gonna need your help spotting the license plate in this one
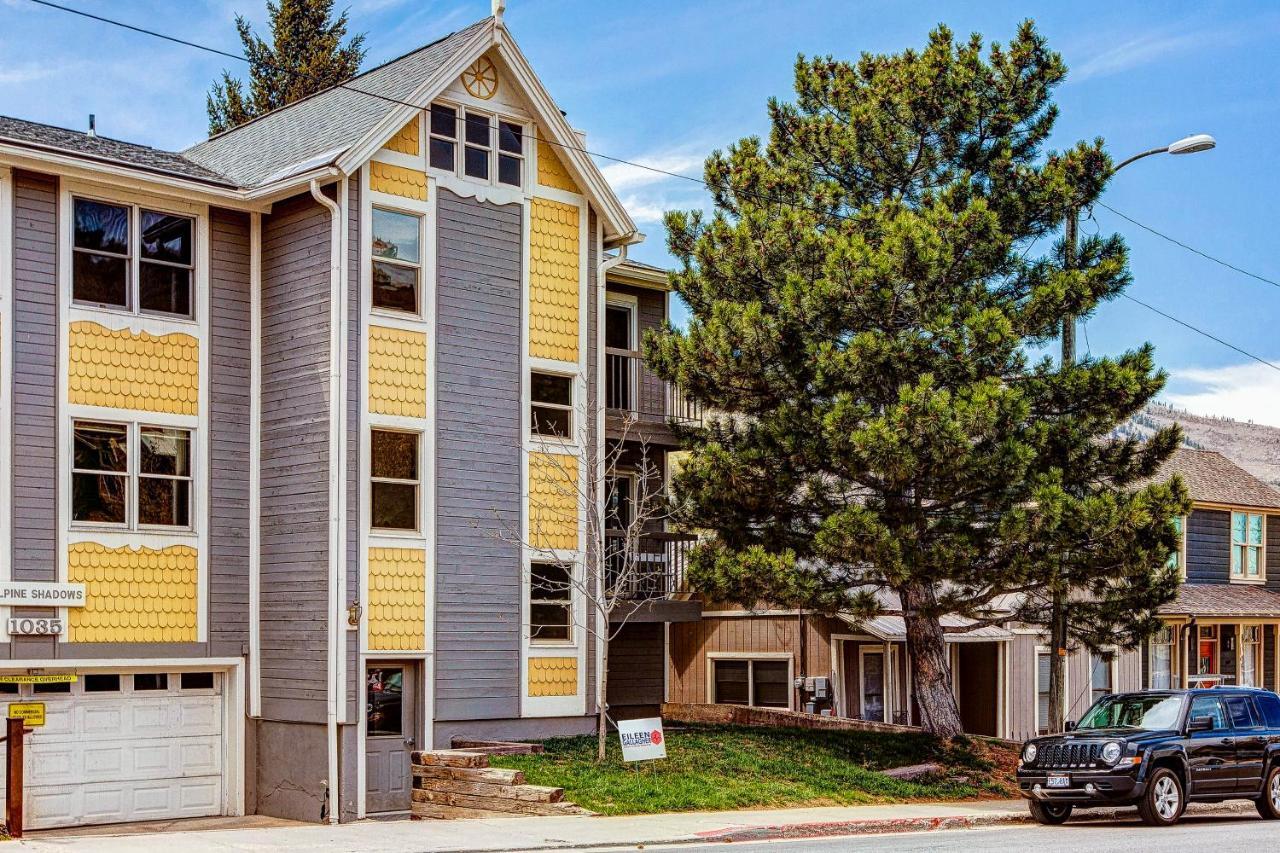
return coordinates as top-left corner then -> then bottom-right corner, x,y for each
1047,774 -> 1070,789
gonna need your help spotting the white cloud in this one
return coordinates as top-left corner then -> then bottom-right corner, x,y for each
0,62 -> 58,85
1164,362 -> 1280,428
598,148 -> 703,194
1071,21 -> 1260,82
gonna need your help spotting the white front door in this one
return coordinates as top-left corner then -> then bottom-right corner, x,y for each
0,670 -> 225,829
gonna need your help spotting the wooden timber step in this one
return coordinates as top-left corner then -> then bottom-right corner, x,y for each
450,737 -> 545,755
408,750 -> 592,821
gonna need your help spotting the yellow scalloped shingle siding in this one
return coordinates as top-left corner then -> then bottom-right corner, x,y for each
383,118 -> 420,155
66,543 -> 198,643
529,452 -> 578,551
368,325 -> 427,418
68,321 -> 198,415
368,548 -> 427,651
537,139 -> 579,194
529,198 -> 580,363
528,657 -> 578,697
370,161 -> 428,201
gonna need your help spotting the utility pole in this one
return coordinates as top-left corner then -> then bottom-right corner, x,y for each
1044,132 -> 1215,732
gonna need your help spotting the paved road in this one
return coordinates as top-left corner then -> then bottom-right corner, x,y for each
554,814 -> 1277,853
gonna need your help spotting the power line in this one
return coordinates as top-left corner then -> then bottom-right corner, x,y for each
1120,293 -> 1280,373
1096,202 -> 1280,291
25,0 -> 1280,371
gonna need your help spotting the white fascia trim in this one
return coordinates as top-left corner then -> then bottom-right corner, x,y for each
336,24 -> 496,176
493,39 -> 636,244
308,178 -> 344,825
0,166 -> 12,633
248,211 -> 262,718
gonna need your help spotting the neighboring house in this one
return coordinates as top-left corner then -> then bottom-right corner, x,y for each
0,6 -> 649,828
668,448 -> 1280,741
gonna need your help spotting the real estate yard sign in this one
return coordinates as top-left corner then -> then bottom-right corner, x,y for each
618,717 -> 666,762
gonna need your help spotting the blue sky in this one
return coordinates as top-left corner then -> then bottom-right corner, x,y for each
3,0 -> 1280,422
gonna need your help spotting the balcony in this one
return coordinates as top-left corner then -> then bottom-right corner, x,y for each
605,530 -> 701,622
605,352 -> 702,435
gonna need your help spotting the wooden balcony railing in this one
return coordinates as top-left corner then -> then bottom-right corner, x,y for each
604,530 -> 698,600
605,352 -> 703,426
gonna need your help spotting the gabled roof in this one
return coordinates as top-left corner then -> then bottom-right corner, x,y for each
0,115 -> 233,186
1158,447 -> 1280,510
184,18 -> 492,189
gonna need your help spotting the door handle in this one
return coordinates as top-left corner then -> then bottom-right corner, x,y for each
1221,738 -> 1233,745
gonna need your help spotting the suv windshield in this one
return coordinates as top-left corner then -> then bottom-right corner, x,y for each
1077,694 -> 1184,730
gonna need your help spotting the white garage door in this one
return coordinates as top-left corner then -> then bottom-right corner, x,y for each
1,671 -> 226,829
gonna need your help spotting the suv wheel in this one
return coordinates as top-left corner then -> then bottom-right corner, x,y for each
1257,765 -> 1280,820
1029,801 -> 1073,825
1138,767 -> 1183,827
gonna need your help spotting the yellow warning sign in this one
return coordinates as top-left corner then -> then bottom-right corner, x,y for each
7,703 -> 45,727
0,673 -> 77,684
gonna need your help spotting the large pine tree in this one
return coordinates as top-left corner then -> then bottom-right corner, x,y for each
647,22 -> 1188,737
207,0 -> 366,134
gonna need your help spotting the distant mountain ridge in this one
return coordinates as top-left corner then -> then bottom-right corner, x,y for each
1117,402 -> 1280,487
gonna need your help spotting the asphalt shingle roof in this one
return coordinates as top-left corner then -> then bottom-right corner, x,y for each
1158,583 -> 1280,617
0,116 -> 233,186
183,18 -> 491,188
1158,447 -> 1280,510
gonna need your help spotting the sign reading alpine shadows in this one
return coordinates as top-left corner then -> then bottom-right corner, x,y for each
617,717 -> 667,762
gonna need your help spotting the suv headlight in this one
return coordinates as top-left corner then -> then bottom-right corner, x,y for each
1022,743 -> 1037,764
1101,742 -> 1122,765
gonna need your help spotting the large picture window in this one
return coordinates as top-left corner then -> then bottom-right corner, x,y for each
370,429 -> 419,531
711,658 -> 790,709
529,561 -> 572,643
1231,511 -> 1264,580
72,198 -> 194,318
72,420 -> 191,529
371,208 -> 421,315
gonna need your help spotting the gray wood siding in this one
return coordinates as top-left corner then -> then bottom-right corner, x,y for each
433,189 -> 522,721
259,190 -> 333,722
1268,513 -> 1280,592
345,178 -> 361,719
10,171 -> 57,583
1185,508 -> 1229,583
208,208 -> 252,654
1267,625 -> 1277,691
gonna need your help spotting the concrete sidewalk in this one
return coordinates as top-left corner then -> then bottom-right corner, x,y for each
15,800 -> 1033,852
14,799 -> 1254,852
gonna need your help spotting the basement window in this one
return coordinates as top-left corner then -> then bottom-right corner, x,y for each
711,658 -> 790,709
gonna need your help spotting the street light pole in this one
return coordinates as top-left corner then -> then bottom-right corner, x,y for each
1048,132 -> 1215,734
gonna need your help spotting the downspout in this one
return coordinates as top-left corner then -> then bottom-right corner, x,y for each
248,212 -> 262,717
310,178 -> 344,824
595,240 -> 628,724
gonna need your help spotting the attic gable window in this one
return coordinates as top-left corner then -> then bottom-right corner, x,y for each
426,101 -> 525,189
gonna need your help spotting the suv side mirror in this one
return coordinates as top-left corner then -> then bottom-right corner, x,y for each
1064,720 -> 1077,732
1188,715 -> 1214,733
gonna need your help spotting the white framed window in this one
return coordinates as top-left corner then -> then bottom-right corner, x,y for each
427,101 -> 526,189
370,428 -> 420,532
1089,651 -> 1115,705
1231,511 -> 1265,581
71,420 -> 193,530
1149,624 -> 1175,689
710,656 -> 791,709
530,371 -> 574,438
71,196 -> 195,319
529,560 -> 573,644
370,207 -> 423,316
604,300 -> 637,411
1241,625 -> 1262,687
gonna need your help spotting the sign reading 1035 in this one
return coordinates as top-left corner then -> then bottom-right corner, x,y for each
6,617 -> 65,636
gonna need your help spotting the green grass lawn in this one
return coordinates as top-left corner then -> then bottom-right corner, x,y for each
489,724 -> 1016,816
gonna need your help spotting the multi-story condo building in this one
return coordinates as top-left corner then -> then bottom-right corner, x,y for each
0,6 -> 695,829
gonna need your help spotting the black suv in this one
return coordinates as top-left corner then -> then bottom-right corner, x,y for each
1017,687 -> 1280,826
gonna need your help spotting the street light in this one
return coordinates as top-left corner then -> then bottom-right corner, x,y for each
1046,131 -> 1214,735
1062,133 -> 1216,363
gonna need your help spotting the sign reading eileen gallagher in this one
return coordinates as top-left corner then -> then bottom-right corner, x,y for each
617,717 -> 667,762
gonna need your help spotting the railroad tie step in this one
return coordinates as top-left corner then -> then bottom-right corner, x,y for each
409,750 -> 591,820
